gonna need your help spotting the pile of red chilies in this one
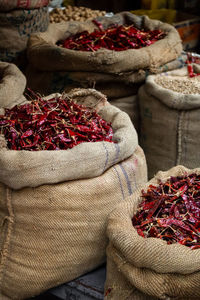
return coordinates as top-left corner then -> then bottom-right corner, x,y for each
60,20 -> 166,52
0,95 -> 113,151
186,52 -> 200,78
132,174 -> 200,250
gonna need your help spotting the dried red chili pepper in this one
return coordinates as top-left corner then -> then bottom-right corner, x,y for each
132,173 -> 200,249
186,52 -> 200,78
59,22 -> 166,52
0,93 -> 114,151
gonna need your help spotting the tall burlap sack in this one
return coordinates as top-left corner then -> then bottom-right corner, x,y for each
0,62 -> 26,108
0,88 -> 147,299
0,146 -> 147,300
0,0 -> 49,11
0,7 -> 49,63
105,165 -> 200,300
139,64 -> 200,180
27,12 -> 182,74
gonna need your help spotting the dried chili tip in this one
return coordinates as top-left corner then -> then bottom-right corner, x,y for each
105,288 -> 112,296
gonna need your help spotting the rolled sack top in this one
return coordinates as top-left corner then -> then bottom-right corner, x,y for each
107,165 -> 200,276
145,64 -> 200,110
0,88 -> 138,189
27,12 -> 182,74
0,62 -> 26,109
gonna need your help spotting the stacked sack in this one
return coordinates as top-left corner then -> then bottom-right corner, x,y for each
105,165 -> 200,300
139,63 -> 200,179
26,11 -> 182,131
0,0 -> 49,65
0,64 -> 147,298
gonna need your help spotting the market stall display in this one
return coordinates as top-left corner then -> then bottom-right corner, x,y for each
0,88 -> 147,299
139,63 -> 200,179
26,11 -> 182,131
105,165 -> 200,299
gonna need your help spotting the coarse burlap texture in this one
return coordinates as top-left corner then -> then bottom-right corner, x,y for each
0,7 -> 49,63
0,0 -> 49,11
105,165 -> 200,300
0,146 -> 147,300
0,87 -> 147,298
0,88 -> 138,189
25,52 -> 187,99
0,62 -> 26,109
139,64 -> 200,180
110,95 -> 139,132
27,12 -> 182,74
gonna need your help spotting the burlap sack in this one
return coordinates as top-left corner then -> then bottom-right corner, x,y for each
25,65 -> 141,98
0,146 -> 147,300
0,0 -> 49,11
27,12 -> 182,74
0,7 -> 49,63
139,64 -> 200,179
0,62 -> 26,109
0,88 -> 138,190
0,88 -> 147,299
110,95 -> 139,132
105,165 -> 200,300
25,51 -> 187,108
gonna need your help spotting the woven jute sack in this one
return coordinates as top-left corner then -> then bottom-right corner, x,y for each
25,65 -> 141,98
27,12 -> 182,74
0,88 -> 147,299
110,95 -> 139,132
139,64 -> 200,180
0,0 -> 49,11
0,88 -> 140,189
25,50 -> 186,100
0,7 -> 49,63
0,62 -> 26,109
105,165 -> 200,300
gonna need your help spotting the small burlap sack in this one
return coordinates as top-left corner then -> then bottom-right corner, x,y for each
105,165 -> 200,300
27,12 -> 182,74
0,62 -> 26,109
0,0 -> 49,11
0,7 -> 49,63
0,88 -> 147,299
139,64 -> 200,179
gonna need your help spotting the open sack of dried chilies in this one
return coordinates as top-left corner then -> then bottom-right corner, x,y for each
105,165 -> 200,300
139,60 -> 200,179
0,88 -> 147,299
26,11 -> 182,131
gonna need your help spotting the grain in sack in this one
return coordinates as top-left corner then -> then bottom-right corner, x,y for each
0,88 -> 147,299
139,64 -> 200,179
105,165 -> 200,300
